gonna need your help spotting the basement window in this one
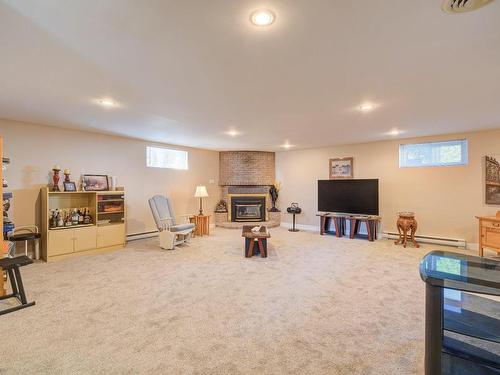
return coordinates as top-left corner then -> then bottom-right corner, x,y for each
399,139 -> 468,168
146,146 -> 188,170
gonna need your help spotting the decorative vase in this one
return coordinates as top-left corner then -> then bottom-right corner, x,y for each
110,176 -> 117,191
52,166 -> 61,192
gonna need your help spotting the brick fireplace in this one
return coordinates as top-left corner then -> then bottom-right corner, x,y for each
215,151 -> 281,228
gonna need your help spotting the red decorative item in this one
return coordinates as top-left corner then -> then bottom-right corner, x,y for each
52,167 -> 61,192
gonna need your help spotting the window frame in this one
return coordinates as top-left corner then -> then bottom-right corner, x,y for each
146,145 -> 189,170
399,139 -> 468,169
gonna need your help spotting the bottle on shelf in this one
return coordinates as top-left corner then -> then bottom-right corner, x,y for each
78,208 -> 84,224
64,211 -> 72,227
84,209 -> 92,225
71,209 -> 79,225
57,210 -> 64,227
50,209 -> 57,228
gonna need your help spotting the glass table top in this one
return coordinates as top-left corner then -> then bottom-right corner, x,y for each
420,251 -> 500,296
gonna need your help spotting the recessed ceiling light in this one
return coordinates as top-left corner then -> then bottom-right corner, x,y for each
359,103 -> 375,112
250,9 -> 276,26
225,129 -> 240,137
281,142 -> 293,149
97,98 -> 116,108
388,129 -> 401,136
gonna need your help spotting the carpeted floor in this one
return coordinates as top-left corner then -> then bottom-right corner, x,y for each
0,228 -> 472,374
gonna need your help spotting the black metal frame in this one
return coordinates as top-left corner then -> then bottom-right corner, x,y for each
0,258 -> 36,316
425,283 -> 443,374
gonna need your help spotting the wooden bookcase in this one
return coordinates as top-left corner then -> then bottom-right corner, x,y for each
40,188 -> 126,261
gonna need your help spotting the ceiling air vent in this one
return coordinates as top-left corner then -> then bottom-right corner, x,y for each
442,0 -> 494,14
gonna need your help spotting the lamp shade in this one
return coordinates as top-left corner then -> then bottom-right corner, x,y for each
194,185 -> 209,198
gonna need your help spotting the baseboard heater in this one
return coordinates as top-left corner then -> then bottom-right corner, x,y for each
382,231 -> 466,248
126,230 -> 159,242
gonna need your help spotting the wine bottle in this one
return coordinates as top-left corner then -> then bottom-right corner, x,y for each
57,210 -> 64,227
72,209 -> 79,225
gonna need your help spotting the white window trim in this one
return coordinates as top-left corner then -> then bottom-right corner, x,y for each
399,139 -> 468,168
146,146 -> 189,170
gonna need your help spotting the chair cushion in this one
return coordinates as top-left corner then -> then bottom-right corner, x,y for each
170,223 -> 195,232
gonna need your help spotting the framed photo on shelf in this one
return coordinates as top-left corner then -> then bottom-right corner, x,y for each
63,181 -> 77,192
82,174 -> 109,191
329,157 -> 353,179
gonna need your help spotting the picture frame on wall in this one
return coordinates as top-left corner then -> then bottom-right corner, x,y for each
329,157 -> 353,179
63,181 -> 77,192
485,156 -> 500,205
82,174 -> 109,191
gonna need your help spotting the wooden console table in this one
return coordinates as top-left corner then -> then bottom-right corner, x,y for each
318,213 -> 380,242
476,211 -> 500,257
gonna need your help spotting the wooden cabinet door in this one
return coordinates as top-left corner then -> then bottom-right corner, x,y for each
74,226 -> 97,252
484,228 -> 500,249
48,229 -> 75,256
97,224 -> 125,248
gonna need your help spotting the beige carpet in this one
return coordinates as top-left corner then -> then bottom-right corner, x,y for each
0,228 -> 471,374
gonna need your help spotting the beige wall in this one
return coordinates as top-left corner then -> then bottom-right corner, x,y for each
0,119 -> 220,236
276,129 -> 500,245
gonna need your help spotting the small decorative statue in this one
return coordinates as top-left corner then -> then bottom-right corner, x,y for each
269,181 -> 281,212
2,157 -> 9,188
63,168 -> 71,183
52,165 -> 61,191
214,199 -> 228,213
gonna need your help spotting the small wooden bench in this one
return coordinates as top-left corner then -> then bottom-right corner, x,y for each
242,225 -> 271,258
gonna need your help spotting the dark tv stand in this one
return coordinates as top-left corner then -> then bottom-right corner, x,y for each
317,212 -> 380,242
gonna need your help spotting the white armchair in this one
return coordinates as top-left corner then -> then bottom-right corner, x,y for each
148,195 -> 195,250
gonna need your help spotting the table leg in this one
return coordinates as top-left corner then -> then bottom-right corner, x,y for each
257,239 -> 267,258
333,218 -> 342,237
366,220 -> 373,242
424,284 -> 442,375
247,239 -> 255,257
349,219 -> 356,239
320,216 -> 326,235
410,225 -> 419,248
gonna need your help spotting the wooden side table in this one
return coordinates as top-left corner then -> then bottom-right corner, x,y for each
190,215 -> 210,236
395,212 -> 419,248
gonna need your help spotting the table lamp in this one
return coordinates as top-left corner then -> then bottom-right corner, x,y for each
194,186 -> 209,215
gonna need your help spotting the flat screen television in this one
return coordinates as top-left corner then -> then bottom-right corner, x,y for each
318,179 -> 379,215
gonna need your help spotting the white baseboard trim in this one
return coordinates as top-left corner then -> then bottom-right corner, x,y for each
467,242 -> 479,251
126,231 -> 159,241
382,231 -> 467,249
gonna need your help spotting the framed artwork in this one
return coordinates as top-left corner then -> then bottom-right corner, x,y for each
329,157 -> 353,179
63,181 -> 77,192
82,174 -> 109,191
485,156 -> 500,205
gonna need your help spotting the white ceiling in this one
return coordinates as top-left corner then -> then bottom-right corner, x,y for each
1,0 -> 500,151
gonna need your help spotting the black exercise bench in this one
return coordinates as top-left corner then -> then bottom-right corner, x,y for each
0,256 -> 36,315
